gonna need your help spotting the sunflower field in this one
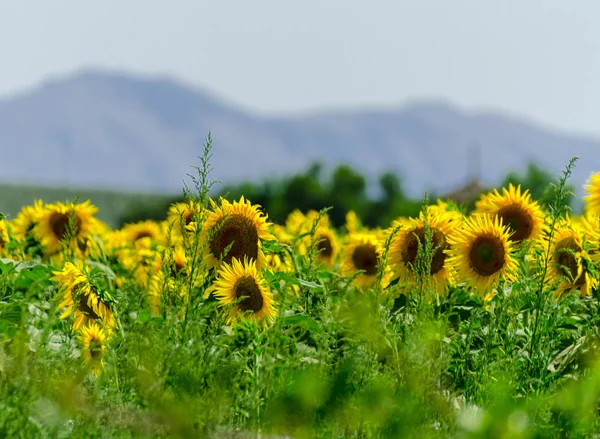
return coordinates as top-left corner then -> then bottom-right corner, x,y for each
3,148 -> 600,438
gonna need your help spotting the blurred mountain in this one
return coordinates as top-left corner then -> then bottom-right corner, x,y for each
0,69 -> 596,197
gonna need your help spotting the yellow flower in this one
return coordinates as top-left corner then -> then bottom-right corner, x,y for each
11,200 -> 44,241
0,219 -> 12,257
475,184 -> 546,244
545,221 -> 598,299
120,220 -> 166,247
52,262 -> 116,331
202,197 -> 274,269
345,211 -> 362,233
340,232 -> 390,289
387,211 -> 456,295
34,201 -> 102,256
166,199 -> 203,239
584,172 -> 600,216
119,247 -> 162,288
208,257 -> 277,327
289,211 -> 339,268
78,322 -> 109,376
447,215 -> 517,297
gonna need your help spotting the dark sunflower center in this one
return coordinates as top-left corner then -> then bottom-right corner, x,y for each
497,204 -> 533,243
75,290 -> 101,320
234,275 -> 264,313
0,235 -> 5,249
89,339 -> 103,360
316,234 -> 333,258
175,258 -> 186,273
50,212 -> 82,241
183,211 -> 195,226
77,238 -> 89,252
469,235 -> 506,276
402,227 -> 448,275
555,237 -> 582,282
210,214 -> 259,265
134,231 -> 154,241
352,244 -> 379,275
169,254 -> 186,276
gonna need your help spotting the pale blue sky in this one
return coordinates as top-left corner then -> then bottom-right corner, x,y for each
1,1 -> 599,135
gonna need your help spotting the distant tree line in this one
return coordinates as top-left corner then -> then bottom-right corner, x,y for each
118,162 -> 574,228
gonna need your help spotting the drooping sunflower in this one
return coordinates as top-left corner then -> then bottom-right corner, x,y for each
584,172 -> 600,216
34,201 -> 102,255
52,262 -> 116,331
447,215 -> 517,296
202,197 -> 274,269
78,322 -> 109,376
475,184 -> 546,244
545,222 -> 598,299
208,257 -> 277,327
387,211 -> 456,295
340,232 -> 389,289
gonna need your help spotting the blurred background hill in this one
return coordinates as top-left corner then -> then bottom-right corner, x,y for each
0,69 -> 591,226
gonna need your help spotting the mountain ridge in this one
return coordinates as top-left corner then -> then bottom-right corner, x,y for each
0,69 -> 595,197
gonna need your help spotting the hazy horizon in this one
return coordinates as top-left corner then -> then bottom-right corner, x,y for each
2,1 -> 600,137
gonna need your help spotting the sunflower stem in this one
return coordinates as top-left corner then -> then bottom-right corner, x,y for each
529,157 -> 578,365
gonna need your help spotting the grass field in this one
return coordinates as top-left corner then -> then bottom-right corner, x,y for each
3,149 -> 600,437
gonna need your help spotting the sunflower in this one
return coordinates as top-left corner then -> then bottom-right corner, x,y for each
119,247 -> 162,288
208,257 -> 277,327
10,200 -> 45,258
11,200 -> 44,240
0,220 -> 12,257
34,201 -> 102,255
584,172 -> 600,216
166,199 -> 203,238
309,226 -> 339,268
202,197 -> 274,269
52,262 -> 116,331
290,211 -> 339,268
78,322 -> 109,376
120,220 -> 165,247
166,244 -> 189,277
387,211 -> 455,295
546,222 -> 598,299
340,232 -> 389,289
447,215 -> 517,296
475,184 -> 545,244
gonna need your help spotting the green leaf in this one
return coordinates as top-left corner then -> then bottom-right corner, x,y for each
138,310 -> 151,323
297,279 -> 322,290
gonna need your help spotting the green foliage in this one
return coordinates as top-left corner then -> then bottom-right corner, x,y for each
221,162 -> 424,229
0,146 -> 594,436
